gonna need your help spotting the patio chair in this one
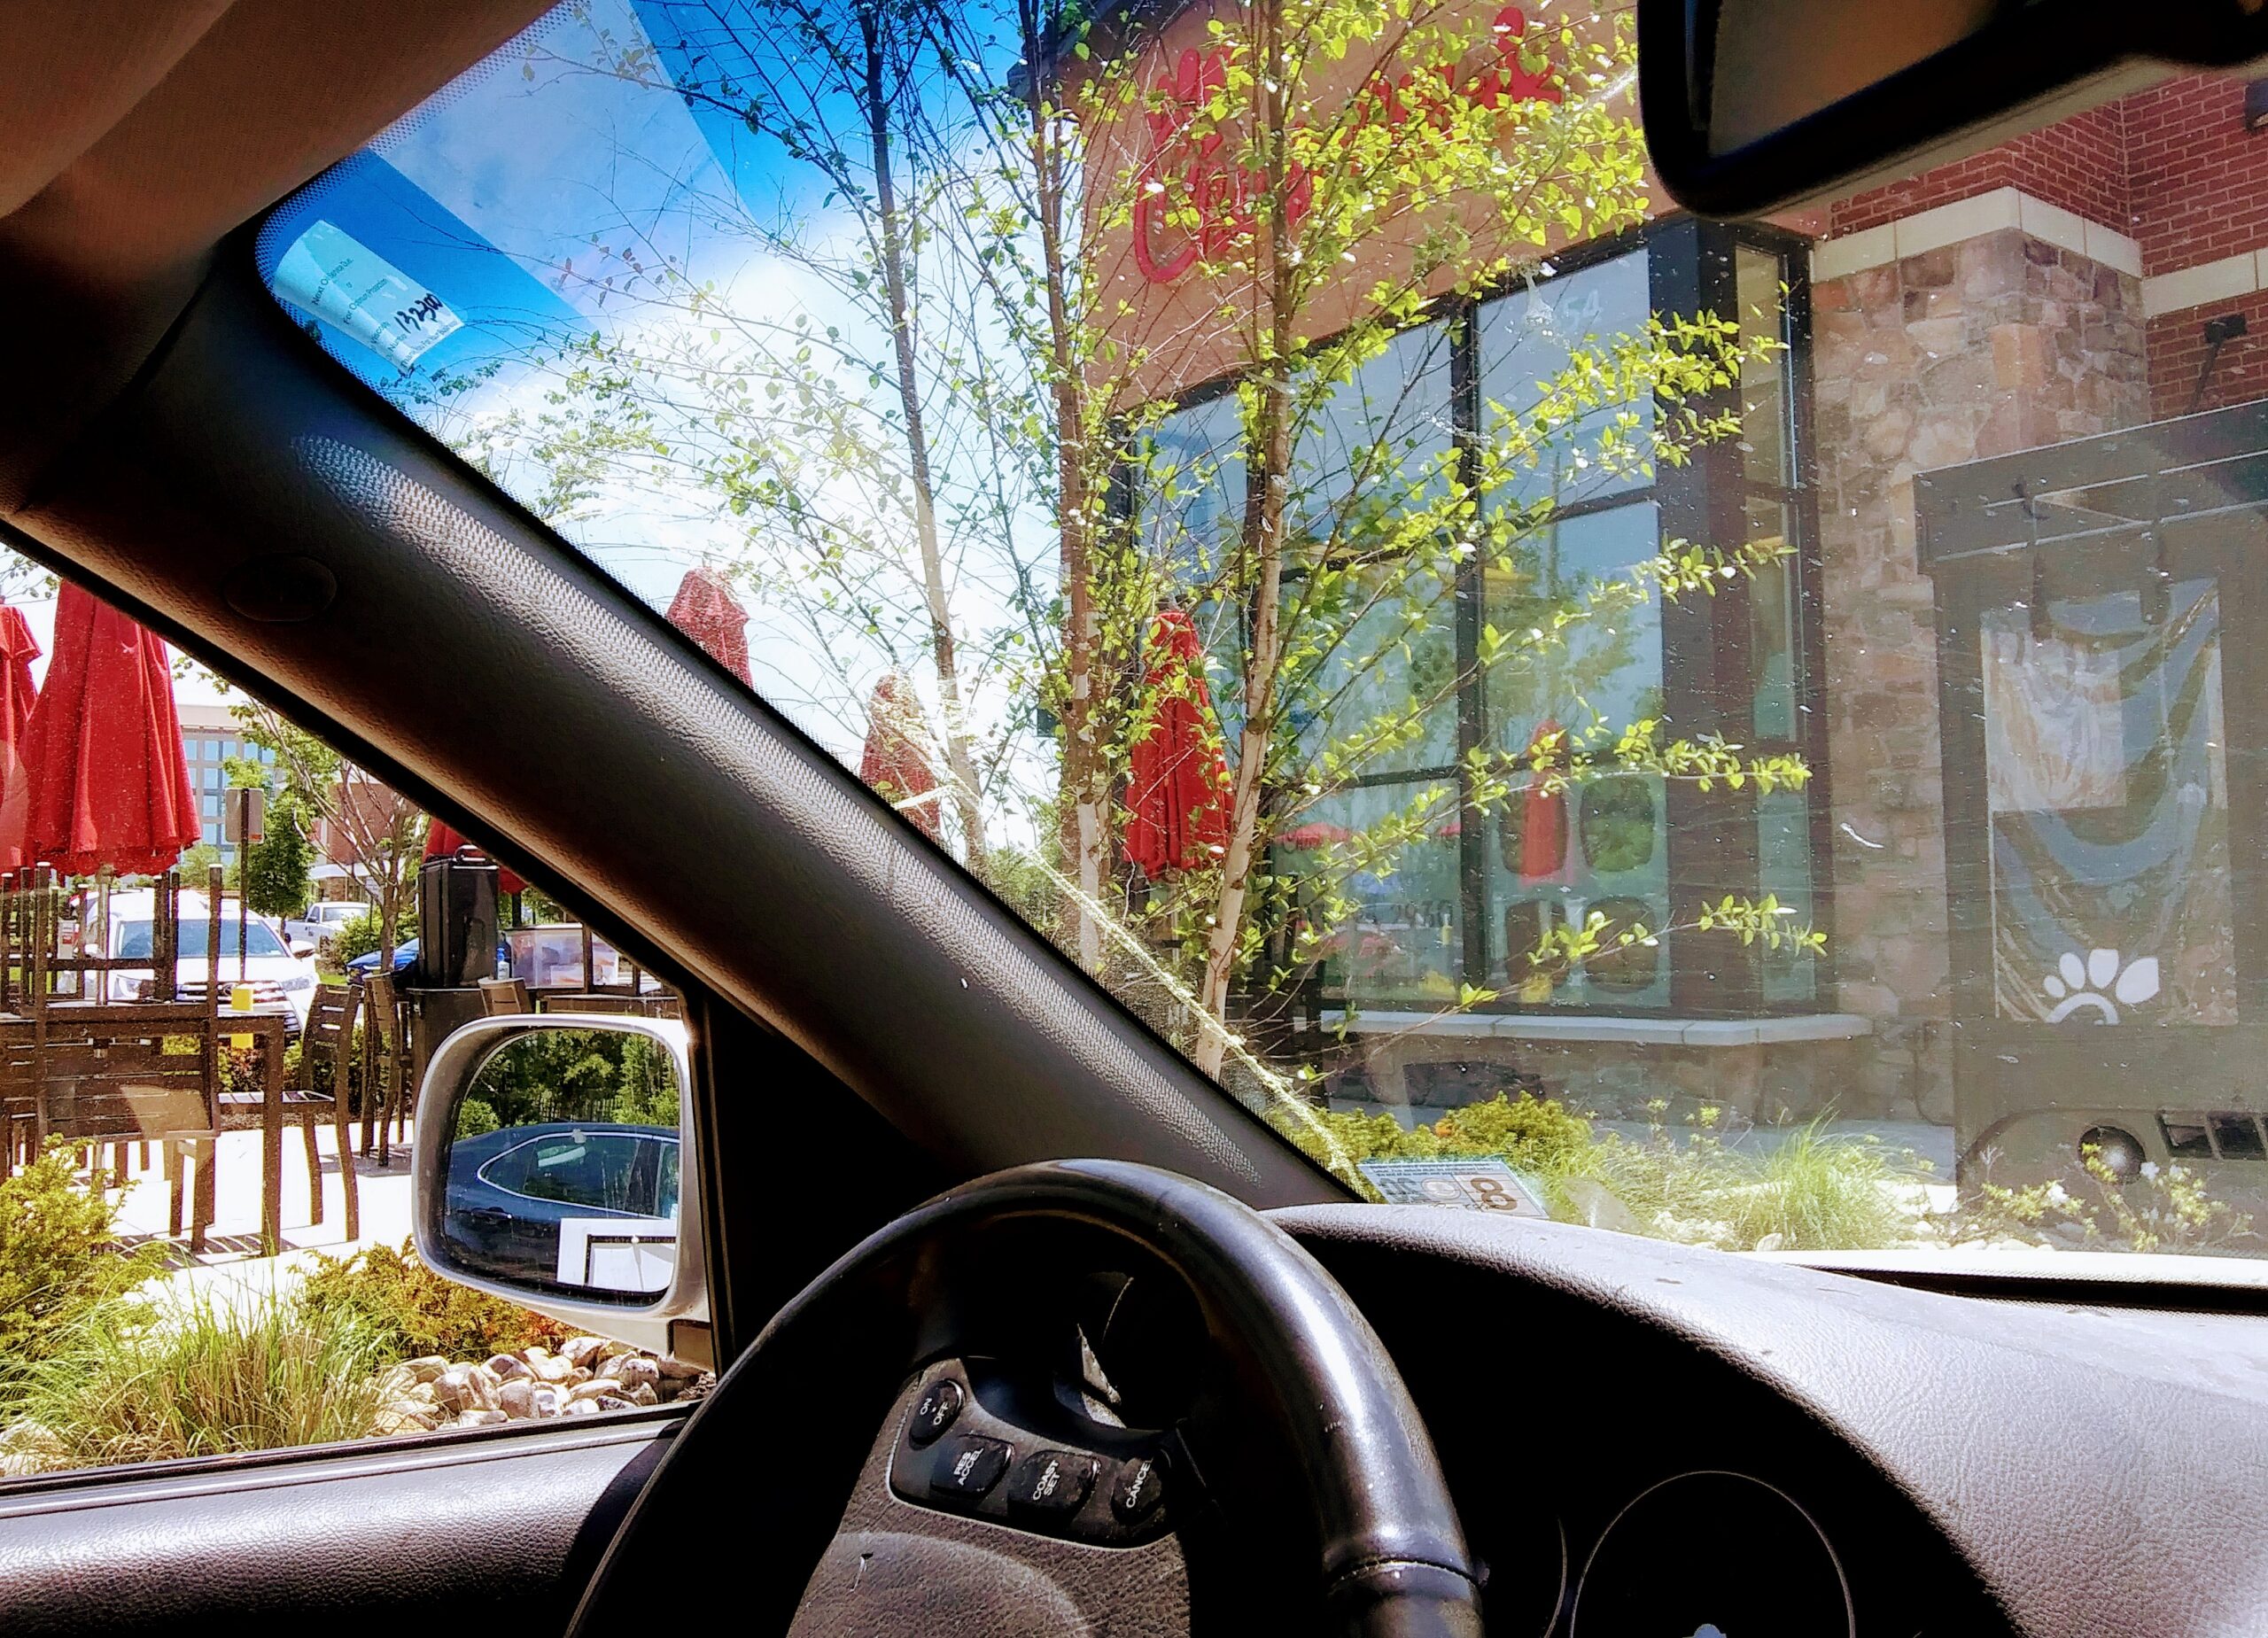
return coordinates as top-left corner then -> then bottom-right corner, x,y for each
215,982 -> 359,1238
358,970 -> 414,1165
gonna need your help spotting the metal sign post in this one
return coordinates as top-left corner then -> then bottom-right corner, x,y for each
222,788 -> 265,983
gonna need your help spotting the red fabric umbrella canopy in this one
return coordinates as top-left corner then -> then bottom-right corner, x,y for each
1518,718 -> 1568,884
666,567 -> 752,685
425,820 -> 527,897
19,584 -> 199,878
1278,819 -> 1353,850
1125,608 -> 1230,875
859,673 -> 940,839
0,606 -> 41,869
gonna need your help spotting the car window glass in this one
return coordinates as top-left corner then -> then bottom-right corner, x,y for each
0,569 -> 703,1482
245,1 -> 2268,1276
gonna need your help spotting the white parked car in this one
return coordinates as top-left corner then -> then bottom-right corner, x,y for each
103,889 -> 321,1033
285,899 -> 368,952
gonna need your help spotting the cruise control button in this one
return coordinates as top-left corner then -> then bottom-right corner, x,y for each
1110,1455 -> 1166,1522
1006,1449 -> 1098,1516
931,1434 -> 1012,1499
909,1378 -> 965,1446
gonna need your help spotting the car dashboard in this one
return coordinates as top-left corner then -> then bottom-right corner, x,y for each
1278,1206 -> 2268,1636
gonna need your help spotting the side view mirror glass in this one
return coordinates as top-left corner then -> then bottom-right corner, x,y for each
1639,0 -> 2268,216
413,1015 -> 705,1352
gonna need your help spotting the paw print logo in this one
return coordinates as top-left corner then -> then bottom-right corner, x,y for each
2042,948 -> 2158,1023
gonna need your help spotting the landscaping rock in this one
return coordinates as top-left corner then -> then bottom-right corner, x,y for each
433,1362 -> 501,1413
620,1383 -> 658,1408
559,1398 -> 602,1417
373,1400 -> 442,1436
404,1356 -> 448,1384
525,1348 -> 577,1385
561,1336 -> 611,1370
568,1378 -> 622,1404
485,1354 -> 531,1382
612,1357 -> 660,1393
655,1355 -> 704,1380
452,1409 -> 508,1429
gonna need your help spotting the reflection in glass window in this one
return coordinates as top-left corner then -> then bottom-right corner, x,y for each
1747,497 -> 1798,741
1288,567 -> 1458,778
1480,250 -> 1653,510
1143,393 -> 1245,581
1736,245 -> 1790,487
1758,788 -> 1816,1004
1289,322 -> 1456,547
1485,502 -> 1666,747
1287,783 -> 1462,1007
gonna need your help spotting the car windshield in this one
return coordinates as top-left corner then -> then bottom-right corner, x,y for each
260,1 -> 2268,1262
116,919 -> 291,960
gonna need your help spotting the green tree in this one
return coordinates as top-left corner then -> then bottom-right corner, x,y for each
231,708 -> 422,973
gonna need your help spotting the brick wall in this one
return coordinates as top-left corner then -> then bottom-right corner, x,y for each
2125,75 -> 2268,276
1829,104 -> 2132,239
2148,289 -> 2268,417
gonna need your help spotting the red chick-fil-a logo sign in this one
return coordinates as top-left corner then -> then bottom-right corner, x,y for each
1131,7 -> 1561,285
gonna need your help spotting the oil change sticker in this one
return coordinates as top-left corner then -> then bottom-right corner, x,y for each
273,220 -> 462,372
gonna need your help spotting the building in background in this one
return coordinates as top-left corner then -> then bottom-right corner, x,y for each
174,702 -> 276,866
1091,4 -> 2268,1177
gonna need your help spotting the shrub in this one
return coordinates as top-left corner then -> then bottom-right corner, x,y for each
1285,1093 -> 1597,1184
5,1289 -> 383,1469
295,1239 -> 568,1362
454,1098 -> 501,1138
0,1143 -> 162,1386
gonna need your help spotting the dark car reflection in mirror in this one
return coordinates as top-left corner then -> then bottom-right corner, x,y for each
437,1029 -> 682,1296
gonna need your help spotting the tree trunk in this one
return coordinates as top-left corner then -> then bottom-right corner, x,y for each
863,5 -> 989,867
1194,0 -> 1292,1078
1020,8 -> 1106,969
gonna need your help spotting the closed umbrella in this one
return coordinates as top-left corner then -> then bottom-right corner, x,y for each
666,566 -> 752,684
859,673 -> 940,839
1516,718 -> 1569,884
0,606 -> 40,868
424,820 -> 526,897
19,584 -> 199,877
1125,608 -> 1230,875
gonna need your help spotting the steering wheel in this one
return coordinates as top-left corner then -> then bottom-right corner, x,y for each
564,1160 -> 1483,1636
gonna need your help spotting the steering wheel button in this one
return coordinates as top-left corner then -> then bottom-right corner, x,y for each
909,1378 -> 965,1446
1110,1456 -> 1165,1522
1006,1450 -> 1097,1516
930,1433 -> 1011,1498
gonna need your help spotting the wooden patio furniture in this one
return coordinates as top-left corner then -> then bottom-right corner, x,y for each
479,976 -> 532,1015
214,981 -> 359,1239
358,970 -> 414,1164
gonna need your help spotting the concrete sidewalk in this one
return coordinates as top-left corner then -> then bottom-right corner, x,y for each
103,1124 -> 416,1272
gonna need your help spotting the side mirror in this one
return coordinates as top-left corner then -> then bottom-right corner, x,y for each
412,1014 -> 706,1357
1639,0 -> 2268,216
289,939 -> 316,960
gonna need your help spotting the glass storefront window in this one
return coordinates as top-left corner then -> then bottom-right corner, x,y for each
1747,497 -> 1799,742
1289,567 -> 1459,778
1291,782 -> 1463,1007
1758,787 -> 1817,1005
1736,245 -> 1791,488
1142,392 -> 1244,579
1484,502 -> 1666,749
1480,249 -> 1654,511
1290,321 -> 1456,549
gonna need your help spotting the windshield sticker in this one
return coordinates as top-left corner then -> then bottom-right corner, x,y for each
273,220 -> 462,372
1357,1158 -> 1549,1216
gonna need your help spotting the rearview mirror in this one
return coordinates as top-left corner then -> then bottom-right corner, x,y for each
1640,0 -> 2268,216
412,1014 -> 706,1357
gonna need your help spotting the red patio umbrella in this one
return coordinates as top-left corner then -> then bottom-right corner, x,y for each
0,606 -> 41,868
1517,718 -> 1568,884
1125,608 -> 1230,875
19,584 -> 199,877
425,819 -> 526,897
859,673 -> 941,839
1278,819 -> 1354,850
666,566 -> 752,685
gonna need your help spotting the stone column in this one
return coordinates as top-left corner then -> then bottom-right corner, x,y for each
1809,225 -> 2145,1122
